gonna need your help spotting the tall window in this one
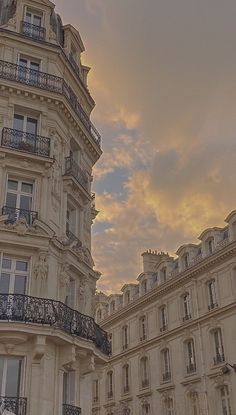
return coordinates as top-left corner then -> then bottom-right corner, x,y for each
93,379 -> 99,403
97,309 -> 102,322
140,357 -> 149,388
164,397 -> 174,415
189,392 -> 199,415
161,267 -> 167,283
220,385 -> 231,415
207,238 -> 214,255
65,279 -> 76,309
0,357 -> 22,398
66,205 -> 77,238
213,328 -> 225,365
18,57 -> 40,83
63,371 -> 76,406
5,179 -> 34,224
14,113 -> 38,135
208,279 -> 218,310
142,280 -> 147,294
0,257 -> 28,295
160,305 -> 168,332
107,371 -> 113,398
25,10 -> 42,27
185,339 -> 196,373
122,325 -> 128,350
125,291 -> 130,305
182,293 -> 191,321
162,349 -> 171,382
183,254 -> 189,269
140,316 -> 147,341
123,364 -> 129,393
110,300 -> 115,313
109,333 -> 113,354
142,402 -> 150,415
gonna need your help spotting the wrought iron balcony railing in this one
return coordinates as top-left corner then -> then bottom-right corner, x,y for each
186,363 -> 196,374
213,353 -> 225,365
2,206 -> 38,225
21,21 -> 46,40
1,127 -> 50,157
162,371 -> 171,382
0,60 -> 101,147
0,293 -> 111,355
64,157 -> 88,191
63,404 -> 81,415
0,396 -> 27,415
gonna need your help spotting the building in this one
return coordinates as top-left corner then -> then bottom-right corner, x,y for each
95,211 -> 236,415
0,1 -> 110,414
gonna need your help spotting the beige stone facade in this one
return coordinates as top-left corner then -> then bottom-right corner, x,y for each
95,212 -> 236,415
0,1 -> 110,414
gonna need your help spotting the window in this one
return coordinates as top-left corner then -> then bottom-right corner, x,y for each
22,8 -> 45,40
5,179 -> 34,224
182,293 -> 191,321
208,280 -> 218,310
183,254 -> 189,269
162,349 -> 171,382
164,397 -> 174,415
93,380 -> 99,403
160,305 -> 168,332
66,204 -> 77,238
65,279 -> 76,309
97,309 -> 102,322
122,325 -> 128,350
142,280 -> 147,294
207,238 -> 214,255
140,316 -> 147,341
140,357 -> 149,388
0,256 -> 28,295
63,371 -> 76,406
107,371 -> 113,398
161,267 -> 167,283
0,357 -> 23,398
185,339 -> 196,373
125,291 -> 130,304
123,364 -> 129,394
142,402 -> 150,415
220,385 -> 231,415
213,328 -> 225,365
18,57 -> 40,84
189,392 -> 199,415
14,113 -> 38,135
110,300 -> 115,313
109,333 -> 112,354
25,10 -> 42,27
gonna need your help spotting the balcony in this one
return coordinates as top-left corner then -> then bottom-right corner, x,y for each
64,157 -> 89,191
213,353 -> 225,365
208,302 -> 218,311
2,206 -> 38,225
1,127 -> 50,157
0,60 -> 101,147
162,372 -> 171,382
0,396 -> 27,415
63,404 -> 81,415
142,379 -> 149,388
0,293 -> 111,355
21,21 -> 46,41
186,363 -> 196,374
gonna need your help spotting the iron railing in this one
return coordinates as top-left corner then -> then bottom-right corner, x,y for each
0,293 -> 111,355
0,396 -> 27,415
2,206 -> 38,225
186,363 -> 196,374
162,371 -> 171,382
1,127 -> 50,157
63,404 -> 81,415
64,157 -> 88,191
21,21 -> 46,40
214,353 -> 225,365
0,60 -> 101,147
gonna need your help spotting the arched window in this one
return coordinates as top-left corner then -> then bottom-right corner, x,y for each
208,279 -> 218,310
182,292 -> 191,321
123,364 -> 130,394
220,385 -> 231,415
140,356 -> 149,388
162,348 -> 171,382
140,315 -> 147,341
212,328 -> 225,365
160,305 -> 168,332
107,370 -> 113,399
122,325 -> 128,350
185,339 -> 196,373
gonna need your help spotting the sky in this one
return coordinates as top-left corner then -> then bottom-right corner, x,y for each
55,0 -> 236,293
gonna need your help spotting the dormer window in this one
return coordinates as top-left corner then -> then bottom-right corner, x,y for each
22,8 -> 45,40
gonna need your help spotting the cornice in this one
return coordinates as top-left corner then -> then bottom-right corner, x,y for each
100,241 -> 236,328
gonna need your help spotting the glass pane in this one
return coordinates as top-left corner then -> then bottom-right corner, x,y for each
26,118 -> 37,135
69,371 -> 76,404
33,15 -> 41,27
13,115 -> 24,132
7,180 -> 18,191
14,275 -> 26,295
20,195 -> 32,211
0,273 -> 10,294
25,12 -> 31,23
19,59 -> 27,68
63,372 -> 68,404
30,62 -> 40,71
6,193 -> 17,208
16,261 -> 28,272
0,358 -> 4,395
21,182 -> 33,194
2,258 -> 12,270
5,358 -> 21,396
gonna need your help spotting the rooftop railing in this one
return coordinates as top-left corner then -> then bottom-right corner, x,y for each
1,127 -> 50,157
0,60 -> 101,147
0,293 -> 111,355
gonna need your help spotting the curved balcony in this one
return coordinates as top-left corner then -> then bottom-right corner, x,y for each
1,127 -> 50,157
0,60 -> 101,148
64,156 -> 89,192
0,396 -> 27,415
63,404 -> 81,415
0,293 -> 111,356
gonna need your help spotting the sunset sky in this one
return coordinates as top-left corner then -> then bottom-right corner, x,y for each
56,0 -> 236,293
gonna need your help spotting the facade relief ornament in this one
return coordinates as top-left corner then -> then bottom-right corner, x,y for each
34,252 -> 49,296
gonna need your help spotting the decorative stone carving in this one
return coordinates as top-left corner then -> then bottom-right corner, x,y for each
34,252 -> 49,295
51,140 -> 61,198
59,262 -> 70,289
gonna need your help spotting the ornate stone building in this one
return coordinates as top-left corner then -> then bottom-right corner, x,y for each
0,1 -> 110,414
95,212 -> 236,415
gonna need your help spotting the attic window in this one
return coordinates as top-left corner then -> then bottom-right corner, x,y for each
22,7 -> 45,40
